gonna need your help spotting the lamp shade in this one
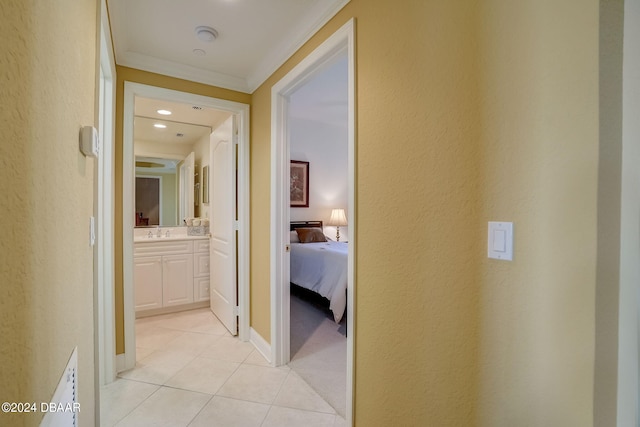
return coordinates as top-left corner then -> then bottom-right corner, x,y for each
327,208 -> 347,226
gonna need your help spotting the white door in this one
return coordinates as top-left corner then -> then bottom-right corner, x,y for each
179,152 -> 195,223
210,116 -> 237,335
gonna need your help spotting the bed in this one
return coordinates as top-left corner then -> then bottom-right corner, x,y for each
290,221 -> 348,323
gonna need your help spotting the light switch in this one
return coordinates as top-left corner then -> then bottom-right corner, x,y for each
493,229 -> 506,252
488,222 -> 513,260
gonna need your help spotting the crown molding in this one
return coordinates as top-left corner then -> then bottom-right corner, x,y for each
118,51 -> 251,93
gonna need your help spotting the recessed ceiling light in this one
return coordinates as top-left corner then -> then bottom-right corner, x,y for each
153,123 -> 167,129
193,49 -> 206,56
157,109 -> 172,115
195,26 -> 218,43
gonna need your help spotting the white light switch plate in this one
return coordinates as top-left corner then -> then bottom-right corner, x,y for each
488,221 -> 513,260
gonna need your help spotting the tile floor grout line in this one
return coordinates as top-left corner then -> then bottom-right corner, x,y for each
111,380 -> 163,427
184,392 -> 215,427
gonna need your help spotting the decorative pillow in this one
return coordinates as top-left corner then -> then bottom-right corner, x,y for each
295,227 -> 327,243
290,230 -> 300,243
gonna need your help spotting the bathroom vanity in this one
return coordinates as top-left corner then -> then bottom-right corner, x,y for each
133,231 -> 210,317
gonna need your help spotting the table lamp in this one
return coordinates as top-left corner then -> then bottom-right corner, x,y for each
327,208 -> 348,241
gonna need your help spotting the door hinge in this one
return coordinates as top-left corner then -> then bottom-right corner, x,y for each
233,220 -> 240,231
233,306 -> 239,316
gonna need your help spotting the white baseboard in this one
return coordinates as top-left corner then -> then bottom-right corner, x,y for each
250,328 -> 272,365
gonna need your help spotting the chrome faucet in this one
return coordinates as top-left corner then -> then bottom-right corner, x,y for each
165,229 -> 170,238
147,230 -> 153,238
156,226 -> 162,238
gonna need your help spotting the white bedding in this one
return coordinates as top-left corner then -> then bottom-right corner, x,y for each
290,241 -> 348,323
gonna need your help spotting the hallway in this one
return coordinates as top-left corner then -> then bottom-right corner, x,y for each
101,309 -> 345,426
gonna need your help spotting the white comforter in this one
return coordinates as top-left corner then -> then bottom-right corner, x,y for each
290,241 -> 348,323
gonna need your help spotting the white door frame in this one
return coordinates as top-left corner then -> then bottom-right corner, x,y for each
120,82 -> 251,371
270,18 -> 356,423
96,0 -> 116,388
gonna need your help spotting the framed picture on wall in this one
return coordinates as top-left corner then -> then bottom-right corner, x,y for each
290,160 -> 309,207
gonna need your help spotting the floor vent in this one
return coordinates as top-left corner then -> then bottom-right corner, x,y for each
40,347 -> 78,427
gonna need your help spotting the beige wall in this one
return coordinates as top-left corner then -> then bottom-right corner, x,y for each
251,0 -> 599,425
0,1 -> 98,426
114,66 -> 250,353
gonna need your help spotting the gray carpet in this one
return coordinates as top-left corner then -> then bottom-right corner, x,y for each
289,293 -> 347,417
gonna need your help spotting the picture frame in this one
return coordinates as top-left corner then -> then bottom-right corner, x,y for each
290,160 -> 309,207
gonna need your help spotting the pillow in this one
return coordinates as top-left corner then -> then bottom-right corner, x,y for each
290,230 -> 300,243
295,227 -> 327,243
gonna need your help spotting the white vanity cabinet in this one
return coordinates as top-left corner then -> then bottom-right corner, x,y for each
133,256 -> 162,311
134,239 -> 207,314
193,240 -> 210,302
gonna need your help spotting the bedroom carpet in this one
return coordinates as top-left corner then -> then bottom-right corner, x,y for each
289,293 -> 347,418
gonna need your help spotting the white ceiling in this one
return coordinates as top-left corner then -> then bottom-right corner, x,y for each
107,0 -> 349,93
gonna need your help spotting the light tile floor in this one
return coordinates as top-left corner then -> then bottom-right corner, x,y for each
101,308 -> 346,427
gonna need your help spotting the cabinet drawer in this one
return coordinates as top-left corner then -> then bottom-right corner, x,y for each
194,253 -> 210,277
194,240 -> 210,253
134,240 -> 194,257
194,277 -> 210,302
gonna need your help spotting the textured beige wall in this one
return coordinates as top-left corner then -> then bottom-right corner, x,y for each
114,66 -> 250,353
0,1 -> 98,426
251,0 -> 599,425
475,1 -> 598,425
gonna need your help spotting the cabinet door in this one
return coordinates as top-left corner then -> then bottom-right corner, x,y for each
162,254 -> 194,307
134,256 -> 162,311
194,277 -> 210,302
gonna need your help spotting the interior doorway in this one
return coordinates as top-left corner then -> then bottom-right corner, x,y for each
270,18 -> 355,424
119,82 -> 250,372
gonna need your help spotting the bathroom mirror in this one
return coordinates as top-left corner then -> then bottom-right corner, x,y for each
134,115 -> 211,227
135,155 -> 183,226
132,97 -> 229,227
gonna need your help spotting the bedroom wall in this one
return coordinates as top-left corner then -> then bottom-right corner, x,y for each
289,117 -> 348,239
114,66 -> 250,354
289,65 -> 349,238
251,0 -> 599,425
0,1 -> 98,425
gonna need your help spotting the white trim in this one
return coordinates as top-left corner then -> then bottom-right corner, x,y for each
97,0 -> 116,389
117,51 -> 249,93
249,328 -> 272,365
121,83 -> 251,372
270,18 -> 355,425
